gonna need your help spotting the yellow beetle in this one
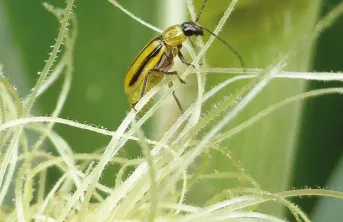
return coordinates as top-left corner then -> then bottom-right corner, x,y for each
124,0 -> 244,113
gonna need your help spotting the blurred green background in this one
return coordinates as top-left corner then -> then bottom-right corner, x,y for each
294,0 -> 343,217
1,0 -> 343,219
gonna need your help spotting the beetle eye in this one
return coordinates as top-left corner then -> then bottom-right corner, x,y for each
184,28 -> 193,36
181,23 -> 195,36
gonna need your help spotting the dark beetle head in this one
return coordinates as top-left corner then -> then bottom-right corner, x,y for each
181,21 -> 204,37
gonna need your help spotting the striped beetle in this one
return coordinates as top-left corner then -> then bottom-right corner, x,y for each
124,0 -> 244,113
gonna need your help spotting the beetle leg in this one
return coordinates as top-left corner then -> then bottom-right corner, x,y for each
172,91 -> 184,114
178,51 -> 195,68
140,69 -> 184,101
164,70 -> 186,84
131,103 -> 138,111
168,82 -> 184,114
138,69 -> 185,114
139,69 -> 164,100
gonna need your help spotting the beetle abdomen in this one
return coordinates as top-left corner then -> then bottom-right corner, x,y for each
124,37 -> 163,93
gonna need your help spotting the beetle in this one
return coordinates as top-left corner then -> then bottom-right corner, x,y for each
124,0 -> 244,113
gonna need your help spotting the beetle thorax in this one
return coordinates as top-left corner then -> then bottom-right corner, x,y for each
162,25 -> 187,47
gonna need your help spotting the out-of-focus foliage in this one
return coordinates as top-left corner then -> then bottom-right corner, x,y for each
293,0 -> 343,216
2,0 -> 159,188
186,0 -> 320,216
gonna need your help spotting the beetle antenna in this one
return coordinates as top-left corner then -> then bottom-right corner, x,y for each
201,26 -> 246,73
195,0 -> 209,23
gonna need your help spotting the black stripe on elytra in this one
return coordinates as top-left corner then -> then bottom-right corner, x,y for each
129,42 -> 163,87
127,36 -> 161,71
